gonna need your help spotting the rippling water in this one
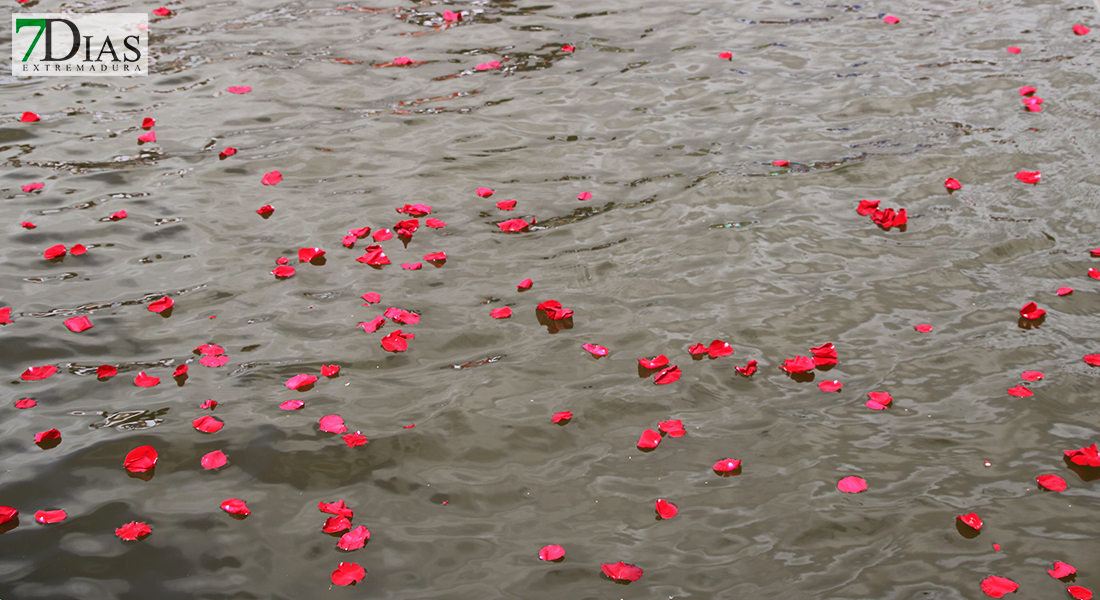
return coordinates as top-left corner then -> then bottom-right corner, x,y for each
3,0 -> 1100,597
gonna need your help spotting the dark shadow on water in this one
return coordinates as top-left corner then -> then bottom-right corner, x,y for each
174,373 -> 187,387
157,307 -> 173,318
955,519 -> 980,539
536,311 -> 572,334
788,371 -> 815,383
427,259 -> 446,268
637,365 -> 660,378
0,517 -> 19,534
35,438 -> 61,450
1063,456 -> 1100,481
309,256 -> 327,266
815,362 -> 836,372
126,468 -> 155,482
1017,315 -> 1045,330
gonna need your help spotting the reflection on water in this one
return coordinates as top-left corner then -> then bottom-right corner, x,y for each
2,0 -> 1100,598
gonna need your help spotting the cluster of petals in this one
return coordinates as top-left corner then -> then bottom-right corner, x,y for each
394,219 -> 418,237
1064,443 -> 1100,467
1022,96 -> 1044,112
659,419 -> 686,438
343,432 -> 368,447
396,203 -> 431,216
356,246 -> 390,266
689,339 -> 733,358
810,343 -> 838,366
857,200 -> 907,229
536,300 -> 572,320
384,307 -> 420,324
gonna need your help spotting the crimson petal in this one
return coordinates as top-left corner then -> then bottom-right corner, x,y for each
319,415 -> 348,434
134,372 -> 160,387
958,512 -> 983,530
124,445 -> 158,472
35,509 -> 67,524
637,429 -> 662,449
21,365 -> 58,381
338,526 -> 371,551
285,374 -> 317,390
1036,474 -> 1067,491
655,499 -> 678,519
538,544 -> 564,561
201,451 -> 227,469
192,415 -> 224,433
980,575 -> 1018,598
654,365 -> 681,385
837,476 -> 867,493
115,521 -> 151,541
601,562 -> 643,582
331,562 -> 366,586
148,296 -> 174,313
220,498 -> 249,515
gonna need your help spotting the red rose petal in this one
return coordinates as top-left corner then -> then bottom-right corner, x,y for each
44,244 -> 67,259
637,428 -> 662,449
381,329 -> 413,352
498,218 -> 530,232
220,498 -> 249,516
0,506 -> 18,525
1072,24 -> 1090,35
811,343 -> 838,366
372,228 -> 393,241
394,219 -> 419,236
338,526 -> 371,551
361,292 -> 381,305
713,458 -> 741,472
772,159 -> 789,166
583,343 -> 608,357
1007,46 -> 1021,54
320,415 -> 348,434
577,191 -> 592,200
152,7 -> 171,16
958,512 -> 983,530
1084,354 -> 1100,366
1036,474 -> 1067,491
331,562 -> 366,586
1006,385 -> 1033,398
476,187 -> 494,197
735,360 -> 758,376
34,429 -> 60,444
1019,301 -> 1045,320
97,365 -> 117,379
857,200 -> 881,216
601,562 -> 643,582
256,204 -> 274,215
285,374 -> 318,390
148,296 -> 174,313
323,515 -> 352,533
63,316 -> 93,332
321,364 -> 340,377
15,398 -> 36,409
837,476 -> 867,493
915,324 -> 933,332
34,509 -> 67,524
654,365 -> 681,385
21,111 -> 40,122
490,307 -> 512,319
69,244 -> 87,256
22,182 -> 44,192
226,86 -> 252,94
551,411 -> 572,423
944,177 -> 962,190
219,147 -> 237,159
201,451 -> 228,469
538,544 -> 565,561
195,344 -> 225,356
21,365 -> 58,381
658,419 -> 686,437
343,432 -> 369,447
358,315 -> 387,333
1090,268 -> 1100,280
319,500 -> 354,518
298,247 -> 325,262
708,340 -> 734,358
0,307 -> 12,324
655,499 -> 678,519
124,445 -> 158,472
496,200 -> 517,210
261,171 -> 282,185
192,415 -> 224,433
718,51 -> 732,60
133,372 -> 160,387
279,399 -> 304,410
137,131 -> 156,143
980,575 -> 1018,598
688,343 -> 707,355
199,399 -> 217,409
115,521 -> 151,541
109,210 -> 128,220
425,218 -> 446,228
1068,586 -> 1093,600
356,247 -> 390,266
396,203 -> 431,216
517,278 -> 533,290
781,355 -> 814,373
1049,561 -> 1077,579
1021,371 -> 1044,381
424,251 -> 447,262
883,14 -> 900,24
1015,170 -> 1041,184
562,44 -> 575,52
638,355 -> 669,369
818,380 -> 842,392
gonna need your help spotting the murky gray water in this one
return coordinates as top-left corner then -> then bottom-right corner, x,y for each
2,0 -> 1100,598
